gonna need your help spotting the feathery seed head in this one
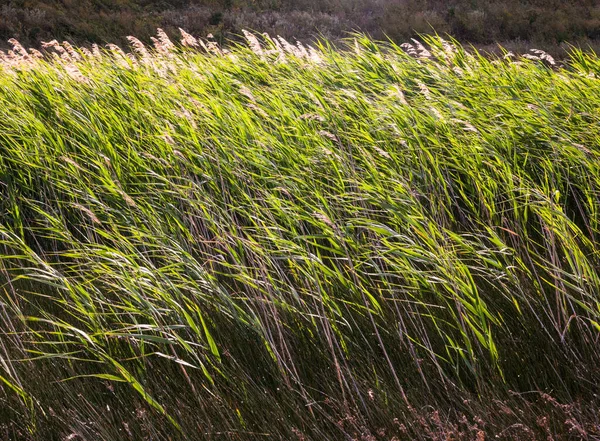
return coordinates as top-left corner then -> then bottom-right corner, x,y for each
179,28 -> 199,48
243,30 -> 264,57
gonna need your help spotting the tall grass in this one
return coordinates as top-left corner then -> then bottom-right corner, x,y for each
1,31 -> 600,440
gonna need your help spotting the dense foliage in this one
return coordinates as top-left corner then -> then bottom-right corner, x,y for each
1,0 -> 600,52
1,32 -> 600,440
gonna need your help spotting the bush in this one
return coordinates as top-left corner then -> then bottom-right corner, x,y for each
1,0 -> 599,51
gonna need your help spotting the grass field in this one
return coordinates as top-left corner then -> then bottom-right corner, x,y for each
2,0 -> 600,54
1,31 -> 600,440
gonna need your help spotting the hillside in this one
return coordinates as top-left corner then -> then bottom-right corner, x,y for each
1,0 -> 600,52
1,33 -> 600,440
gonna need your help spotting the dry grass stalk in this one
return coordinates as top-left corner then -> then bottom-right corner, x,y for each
243,29 -> 264,58
72,203 -> 101,224
42,39 -> 71,61
8,38 -> 30,61
62,41 -> 81,60
91,44 -> 102,58
179,28 -> 199,48
155,28 -> 176,53
127,36 -> 151,61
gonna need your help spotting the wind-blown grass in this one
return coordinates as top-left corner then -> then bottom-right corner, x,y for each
1,32 -> 600,440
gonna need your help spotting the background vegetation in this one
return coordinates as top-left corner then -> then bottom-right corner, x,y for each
1,0 -> 600,53
1,33 -> 600,440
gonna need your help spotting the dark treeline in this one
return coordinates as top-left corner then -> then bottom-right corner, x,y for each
1,0 -> 600,51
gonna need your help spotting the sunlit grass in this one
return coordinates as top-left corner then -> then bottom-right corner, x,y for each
1,31 -> 599,440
